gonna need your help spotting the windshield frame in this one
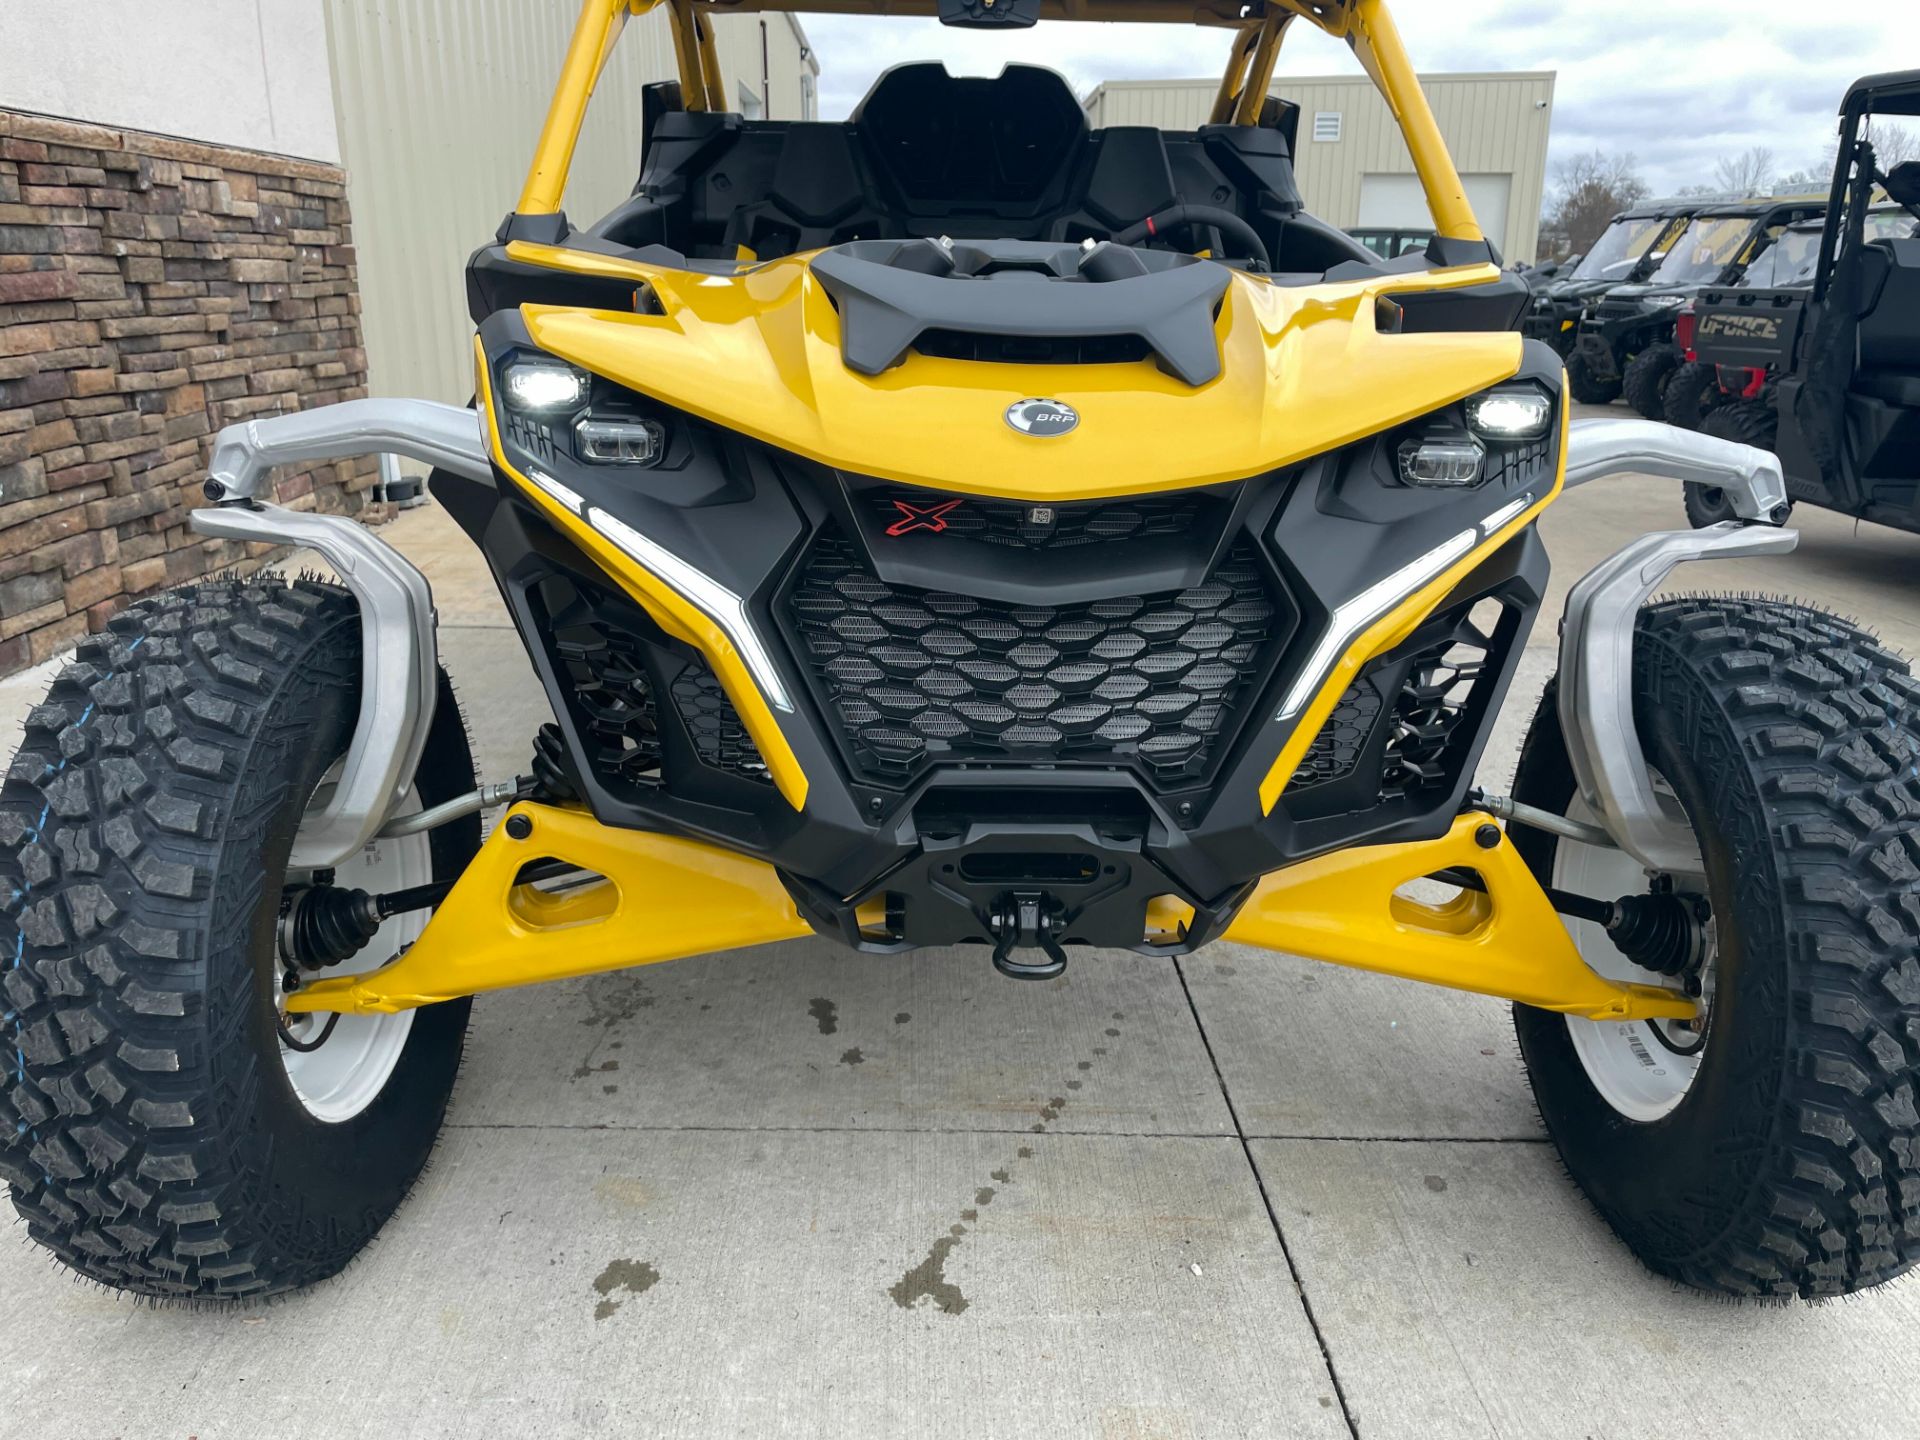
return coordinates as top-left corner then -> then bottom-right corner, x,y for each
1648,213 -> 1756,286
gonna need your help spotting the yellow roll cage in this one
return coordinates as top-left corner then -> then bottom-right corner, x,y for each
516,0 -> 1482,245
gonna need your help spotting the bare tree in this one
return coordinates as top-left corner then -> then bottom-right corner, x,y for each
1544,150 -> 1651,257
1811,121 -> 1920,181
1713,146 -> 1775,197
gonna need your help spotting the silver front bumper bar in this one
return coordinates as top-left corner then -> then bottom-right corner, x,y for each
1557,418 -> 1796,871
189,400 -> 492,868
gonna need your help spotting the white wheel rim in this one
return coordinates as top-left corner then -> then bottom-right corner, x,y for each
1556,781 -> 1715,1123
275,775 -> 430,1123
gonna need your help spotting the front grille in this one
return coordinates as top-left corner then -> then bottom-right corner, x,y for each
784,528 -> 1278,787
543,574 -> 768,792
862,488 -> 1201,552
670,667 -> 770,783
1288,686 -> 1383,788
1286,595 -> 1504,810
1377,622 -> 1490,801
552,604 -> 664,791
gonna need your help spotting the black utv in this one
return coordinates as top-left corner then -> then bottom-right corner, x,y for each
1663,204 -> 1916,434
1521,202 -> 1694,400
1681,73 -> 1920,531
1573,196 -> 1825,418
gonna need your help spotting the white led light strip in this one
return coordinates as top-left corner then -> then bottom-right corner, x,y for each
521,468 -> 795,714
1276,494 -> 1535,722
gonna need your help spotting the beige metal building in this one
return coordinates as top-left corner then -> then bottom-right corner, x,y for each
324,1 -> 818,403
1083,72 -> 1554,265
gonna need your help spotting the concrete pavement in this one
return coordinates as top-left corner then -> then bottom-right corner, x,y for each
5,415 -> 1920,1438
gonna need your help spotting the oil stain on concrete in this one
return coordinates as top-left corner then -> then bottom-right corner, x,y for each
808,997 -> 839,1034
592,1258 -> 661,1320
889,1235 -> 970,1314
887,1012 -> 1125,1316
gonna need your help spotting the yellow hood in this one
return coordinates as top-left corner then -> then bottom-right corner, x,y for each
515,246 -> 1524,503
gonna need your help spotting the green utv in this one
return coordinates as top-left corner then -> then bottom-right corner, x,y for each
1574,196 -> 1825,420
1679,72 -> 1920,531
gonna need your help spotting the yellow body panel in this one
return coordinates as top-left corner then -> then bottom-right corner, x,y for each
516,260 -> 1522,500
1257,395 -> 1570,813
286,803 -> 812,1015
475,340 -> 811,810
1222,814 -> 1695,1022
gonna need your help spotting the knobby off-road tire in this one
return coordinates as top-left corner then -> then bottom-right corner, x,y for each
1512,597 -> 1920,1298
1567,348 -> 1623,405
0,579 -> 479,1300
1622,344 -> 1682,421
1662,359 -> 1724,431
1703,395 -> 1780,452
1681,483 -> 1739,529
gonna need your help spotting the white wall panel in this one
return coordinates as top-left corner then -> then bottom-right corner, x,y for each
0,0 -> 342,162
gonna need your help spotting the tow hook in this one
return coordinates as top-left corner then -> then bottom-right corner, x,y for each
988,891 -> 1070,980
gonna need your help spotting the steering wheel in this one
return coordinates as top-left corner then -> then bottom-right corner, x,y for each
1112,205 -> 1271,271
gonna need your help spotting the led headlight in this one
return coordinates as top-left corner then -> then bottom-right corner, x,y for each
1398,437 -> 1484,487
503,359 -> 589,411
575,417 -> 665,466
1465,389 -> 1553,441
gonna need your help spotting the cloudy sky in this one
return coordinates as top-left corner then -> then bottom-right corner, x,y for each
801,4 -> 1920,198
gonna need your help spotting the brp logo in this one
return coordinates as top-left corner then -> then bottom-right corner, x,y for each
1004,398 -> 1079,437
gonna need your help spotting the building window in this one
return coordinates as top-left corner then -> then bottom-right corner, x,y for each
801,74 -> 816,122
738,82 -> 765,121
1312,111 -> 1342,143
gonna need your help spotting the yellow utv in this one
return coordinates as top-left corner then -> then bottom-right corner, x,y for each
4,0 -> 1917,1303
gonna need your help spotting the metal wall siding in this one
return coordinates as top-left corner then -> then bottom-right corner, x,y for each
324,0 -> 774,403
1084,73 -> 1553,262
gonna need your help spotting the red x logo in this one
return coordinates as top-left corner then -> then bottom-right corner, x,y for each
885,498 -> 963,536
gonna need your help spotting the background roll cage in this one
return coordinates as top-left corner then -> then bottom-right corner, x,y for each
514,0 -> 1484,247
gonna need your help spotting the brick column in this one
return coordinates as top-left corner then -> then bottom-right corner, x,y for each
0,110 -> 388,675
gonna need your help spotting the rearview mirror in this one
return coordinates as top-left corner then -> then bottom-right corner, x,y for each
938,0 -> 1040,26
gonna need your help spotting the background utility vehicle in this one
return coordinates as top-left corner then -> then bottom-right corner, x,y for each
3,0 -> 1917,1307
1521,201 -> 1695,398
1663,203 -> 1916,434
1681,76 -> 1920,532
1575,196 -> 1825,419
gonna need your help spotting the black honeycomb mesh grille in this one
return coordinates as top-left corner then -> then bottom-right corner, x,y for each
1286,597 -> 1502,805
1287,685 -> 1383,789
862,488 -> 1202,552
1377,614 -> 1493,802
552,606 -> 664,791
670,667 -> 771,783
785,527 -> 1278,787
546,577 -> 769,791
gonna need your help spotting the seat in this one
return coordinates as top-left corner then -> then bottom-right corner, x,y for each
1852,367 -> 1920,408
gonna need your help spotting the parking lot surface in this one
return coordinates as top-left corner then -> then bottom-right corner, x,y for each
5,414 -> 1920,1438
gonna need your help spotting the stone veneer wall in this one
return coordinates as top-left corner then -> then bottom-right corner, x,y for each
0,108 -> 388,675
